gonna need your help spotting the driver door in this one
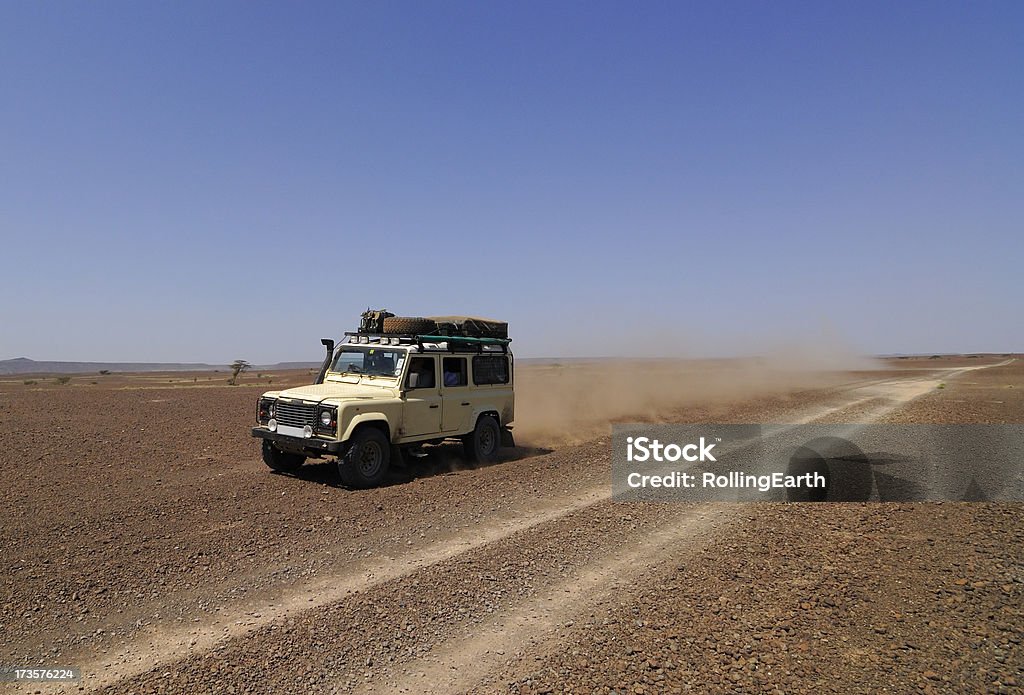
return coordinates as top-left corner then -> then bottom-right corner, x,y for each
402,356 -> 441,439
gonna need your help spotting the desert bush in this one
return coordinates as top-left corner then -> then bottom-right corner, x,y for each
99,369 -> 110,375
23,379 -> 36,385
56,376 -> 71,385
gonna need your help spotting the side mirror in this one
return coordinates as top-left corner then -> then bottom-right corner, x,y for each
408,372 -> 420,389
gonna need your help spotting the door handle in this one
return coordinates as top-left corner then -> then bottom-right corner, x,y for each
461,402 -> 470,406
429,404 -> 439,409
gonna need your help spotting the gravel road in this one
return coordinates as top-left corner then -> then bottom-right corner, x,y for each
0,357 -> 1020,693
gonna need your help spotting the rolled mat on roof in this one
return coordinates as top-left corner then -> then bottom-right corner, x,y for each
427,316 -> 509,339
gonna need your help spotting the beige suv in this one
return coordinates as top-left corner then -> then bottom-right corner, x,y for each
252,333 -> 514,488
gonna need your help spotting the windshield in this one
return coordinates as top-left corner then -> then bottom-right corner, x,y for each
328,346 -> 406,378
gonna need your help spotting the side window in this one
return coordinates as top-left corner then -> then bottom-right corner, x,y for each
406,357 -> 436,389
472,355 -> 509,385
442,357 -> 467,387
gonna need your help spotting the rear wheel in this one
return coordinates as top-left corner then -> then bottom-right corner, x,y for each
463,415 -> 500,464
338,427 -> 391,488
262,440 -> 305,472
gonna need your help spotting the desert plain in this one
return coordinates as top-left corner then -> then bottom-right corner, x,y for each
1,355 -> 1021,693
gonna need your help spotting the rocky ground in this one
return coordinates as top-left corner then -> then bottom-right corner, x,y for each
0,356 -> 1020,693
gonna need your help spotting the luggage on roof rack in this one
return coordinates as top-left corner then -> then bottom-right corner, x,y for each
428,316 -> 508,339
354,311 -> 510,341
359,308 -> 395,333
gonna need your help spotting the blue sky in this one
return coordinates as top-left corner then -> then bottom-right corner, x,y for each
2,1 -> 1021,362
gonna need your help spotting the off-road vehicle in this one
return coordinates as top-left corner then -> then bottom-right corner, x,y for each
252,314 -> 514,488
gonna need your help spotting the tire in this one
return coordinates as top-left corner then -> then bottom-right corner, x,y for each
382,316 -> 436,335
338,427 -> 391,488
262,440 -> 305,473
463,415 -> 501,464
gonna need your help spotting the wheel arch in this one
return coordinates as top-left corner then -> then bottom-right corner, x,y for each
341,414 -> 391,443
473,409 -> 502,428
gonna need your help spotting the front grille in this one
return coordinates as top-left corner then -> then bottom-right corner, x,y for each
274,401 -> 317,428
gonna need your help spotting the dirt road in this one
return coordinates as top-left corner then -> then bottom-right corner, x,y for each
1,357 -> 1021,693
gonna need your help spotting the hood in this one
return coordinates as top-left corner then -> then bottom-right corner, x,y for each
276,382 -> 395,403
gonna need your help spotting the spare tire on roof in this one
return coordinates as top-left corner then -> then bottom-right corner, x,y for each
381,316 -> 437,335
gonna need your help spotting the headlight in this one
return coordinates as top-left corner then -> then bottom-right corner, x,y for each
315,406 -> 337,434
258,397 -> 275,423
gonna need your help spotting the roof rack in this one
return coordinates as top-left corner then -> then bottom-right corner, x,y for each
342,332 -> 511,353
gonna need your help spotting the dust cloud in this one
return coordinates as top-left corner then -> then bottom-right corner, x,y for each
512,354 -> 884,447
510,314 -> 884,446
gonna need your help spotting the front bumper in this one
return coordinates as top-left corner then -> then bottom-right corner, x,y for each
251,427 -> 345,455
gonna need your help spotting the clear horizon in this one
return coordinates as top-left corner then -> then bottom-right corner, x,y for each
3,2 -> 1021,363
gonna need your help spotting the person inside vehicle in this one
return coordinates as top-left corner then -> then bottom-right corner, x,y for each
443,358 -> 465,387
408,357 -> 435,388
444,368 -> 458,386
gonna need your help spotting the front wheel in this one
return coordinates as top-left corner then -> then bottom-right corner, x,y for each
338,427 -> 391,488
262,440 -> 305,472
463,416 -> 500,464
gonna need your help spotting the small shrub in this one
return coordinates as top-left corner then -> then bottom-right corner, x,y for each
937,383 -> 946,389
99,369 -> 110,375
23,379 -> 36,386
56,376 -> 71,385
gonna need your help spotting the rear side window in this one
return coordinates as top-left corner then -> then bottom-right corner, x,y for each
472,355 -> 509,385
442,357 -> 467,387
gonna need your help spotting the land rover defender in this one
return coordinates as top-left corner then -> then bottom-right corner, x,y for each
251,315 -> 514,488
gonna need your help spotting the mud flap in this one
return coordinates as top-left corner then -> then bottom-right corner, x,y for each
390,444 -> 406,468
500,427 -> 515,448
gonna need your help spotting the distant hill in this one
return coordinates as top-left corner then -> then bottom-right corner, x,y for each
0,357 -> 320,376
